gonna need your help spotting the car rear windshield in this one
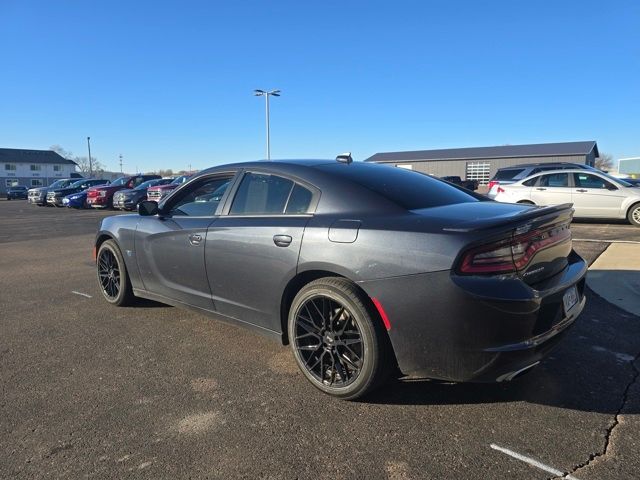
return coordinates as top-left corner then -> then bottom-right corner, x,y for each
317,163 -> 480,210
493,168 -> 525,181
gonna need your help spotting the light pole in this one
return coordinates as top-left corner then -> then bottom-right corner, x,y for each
253,89 -> 281,160
86,136 -> 93,177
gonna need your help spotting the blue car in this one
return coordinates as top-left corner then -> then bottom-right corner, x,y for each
62,190 -> 89,208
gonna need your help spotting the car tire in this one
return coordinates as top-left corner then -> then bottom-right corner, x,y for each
288,277 -> 392,400
628,203 -> 640,227
517,200 -> 535,205
96,239 -> 135,306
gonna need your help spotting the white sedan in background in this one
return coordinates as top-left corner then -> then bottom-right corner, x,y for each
490,169 -> 640,227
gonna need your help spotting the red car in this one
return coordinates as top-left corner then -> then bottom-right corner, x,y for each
87,174 -> 160,209
146,175 -> 190,202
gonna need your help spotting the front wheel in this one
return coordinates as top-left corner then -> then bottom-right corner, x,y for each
288,277 -> 392,400
96,240 -> 135,306
628,203 -> 640,227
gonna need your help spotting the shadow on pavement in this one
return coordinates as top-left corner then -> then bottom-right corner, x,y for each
366,287 -> 640,413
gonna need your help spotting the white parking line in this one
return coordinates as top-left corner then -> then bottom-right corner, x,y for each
71,291 -> 92,298
573,238 -> 640,244
489,444 -> 581,479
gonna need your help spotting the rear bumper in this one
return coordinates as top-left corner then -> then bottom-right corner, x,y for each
359,250 -> 587,382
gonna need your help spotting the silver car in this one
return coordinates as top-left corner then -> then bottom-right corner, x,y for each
491,169 -> 640,226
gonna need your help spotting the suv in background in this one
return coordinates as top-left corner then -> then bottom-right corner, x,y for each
86,174 -> 161,208
6,185 -> 28,200
146,174 -> 191,202
487,162 -> 600,198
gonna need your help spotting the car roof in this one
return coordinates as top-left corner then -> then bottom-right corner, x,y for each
507,162 -> 583,168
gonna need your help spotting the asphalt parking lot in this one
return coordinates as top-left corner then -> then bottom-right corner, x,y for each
1,200 -> 639,479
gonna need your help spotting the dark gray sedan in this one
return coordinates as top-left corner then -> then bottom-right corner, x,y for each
95,159 -> 587,399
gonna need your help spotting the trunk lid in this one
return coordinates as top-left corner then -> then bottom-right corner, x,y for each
416,202 -> 574,284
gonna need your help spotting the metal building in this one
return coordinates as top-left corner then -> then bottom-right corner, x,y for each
365,141 -> 599,185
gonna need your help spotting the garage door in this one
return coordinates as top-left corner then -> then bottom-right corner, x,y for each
466,161 -> 491,185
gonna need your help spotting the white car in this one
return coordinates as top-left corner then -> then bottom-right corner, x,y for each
491,169 -> 640,227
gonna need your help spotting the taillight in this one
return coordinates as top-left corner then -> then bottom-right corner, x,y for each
487,180 -> 499,190
458,223 -> 571,275
497,186 -> 505,194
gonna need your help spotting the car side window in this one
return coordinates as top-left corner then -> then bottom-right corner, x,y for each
574,173 -> 613,189
169,176 -> 233,216
539,173 -> 569,188
522,177 -> 538,187
285,183 -> 314,214
230,173 -> 295,215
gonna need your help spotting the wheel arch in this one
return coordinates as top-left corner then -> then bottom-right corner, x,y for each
279,269 -> 395,355
627,201 -> 640,224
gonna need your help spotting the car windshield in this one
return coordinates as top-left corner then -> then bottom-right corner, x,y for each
172,175 -> 188,185
70,179 -> 89,188
318,163 -> 481,210
49,179 -> 69,189
135,179 -> 161,190
110,177 -> 128,186
604,174 -> 632,187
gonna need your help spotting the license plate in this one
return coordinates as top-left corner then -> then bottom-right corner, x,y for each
563,286 -> 578,314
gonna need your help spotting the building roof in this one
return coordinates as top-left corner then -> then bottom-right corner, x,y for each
0,148 -> 77,165
365,141 -> 599,163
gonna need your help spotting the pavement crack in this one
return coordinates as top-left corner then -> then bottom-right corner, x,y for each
550,351 -> 640,479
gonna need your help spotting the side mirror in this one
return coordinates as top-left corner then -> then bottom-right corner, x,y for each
138,200 -> 159,216
607,184 -> 618,191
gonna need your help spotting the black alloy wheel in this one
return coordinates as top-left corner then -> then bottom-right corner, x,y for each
96,240 -> 134,306
288,277 -> 392,400
294,295 -> 364,388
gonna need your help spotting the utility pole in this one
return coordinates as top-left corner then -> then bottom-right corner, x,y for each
253,89 -> 281,160
119,154 -> 123,173
87,136 -> 93,177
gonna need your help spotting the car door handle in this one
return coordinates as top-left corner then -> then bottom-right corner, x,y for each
188,233 -> 203,245
273,235 -> 292,247
536,187 -> 547,191
576,189 -> 587,193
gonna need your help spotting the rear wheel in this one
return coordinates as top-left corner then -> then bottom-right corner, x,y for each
517,200 -> 535,205
96,240 -> 135,306
628,203 -> 640,227
288,277 -> 392,400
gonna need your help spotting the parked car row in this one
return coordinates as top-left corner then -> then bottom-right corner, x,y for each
20,174 -> 192,210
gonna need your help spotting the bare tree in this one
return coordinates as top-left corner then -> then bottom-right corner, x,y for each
74,156 -> 105,176
595,153 -> 614,171
49,145 -> 74,159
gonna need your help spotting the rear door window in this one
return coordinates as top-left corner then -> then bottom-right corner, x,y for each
229,173 -> 313,215
539,173 -> 569,187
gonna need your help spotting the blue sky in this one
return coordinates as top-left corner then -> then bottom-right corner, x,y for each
1,0 -> 638,172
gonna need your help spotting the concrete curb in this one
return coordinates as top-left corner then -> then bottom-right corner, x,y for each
587,243 -> 640,317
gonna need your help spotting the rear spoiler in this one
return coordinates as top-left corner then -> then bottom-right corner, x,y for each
442,203 -> 574,233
